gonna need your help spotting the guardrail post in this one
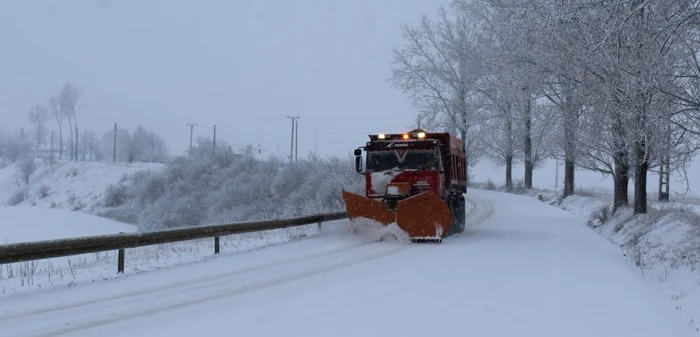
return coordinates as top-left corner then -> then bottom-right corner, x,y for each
318,221 -> 322,233
214,236 -> 220,254
117,249 -> 125,273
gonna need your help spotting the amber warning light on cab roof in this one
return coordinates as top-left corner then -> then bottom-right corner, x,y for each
370,130 -> 428,141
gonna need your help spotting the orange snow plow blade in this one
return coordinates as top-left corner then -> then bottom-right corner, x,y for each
342,191 -> 395,225
396,191 -> 451,241
342,190 -> 451,242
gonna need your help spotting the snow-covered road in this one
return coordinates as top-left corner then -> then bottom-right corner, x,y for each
0,189 -> 693,336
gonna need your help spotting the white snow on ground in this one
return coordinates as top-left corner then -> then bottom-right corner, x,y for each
0,206 -> 137,244
0,189 -> 695,336
0,212 -> 348,298
545,193 -> 700,335
0,159 -> 163,211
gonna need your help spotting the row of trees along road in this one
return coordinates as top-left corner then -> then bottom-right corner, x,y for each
4,82 -> 168,164
391,0 -> 700,214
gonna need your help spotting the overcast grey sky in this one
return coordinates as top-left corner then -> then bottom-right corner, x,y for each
0,0 -> 451,158
3,0 -> 698,194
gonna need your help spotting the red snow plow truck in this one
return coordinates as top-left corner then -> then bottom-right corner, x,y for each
342,129 -> 467,243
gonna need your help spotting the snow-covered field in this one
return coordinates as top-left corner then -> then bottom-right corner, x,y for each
0,189 -> 696,336
0,159 -> 164,211
0,206 -> 137,244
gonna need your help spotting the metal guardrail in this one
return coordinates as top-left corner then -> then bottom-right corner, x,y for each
0,211 -> 348,273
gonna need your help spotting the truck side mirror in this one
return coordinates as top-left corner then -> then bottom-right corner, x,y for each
354,148 -> 362,156
355,155 -> 363,173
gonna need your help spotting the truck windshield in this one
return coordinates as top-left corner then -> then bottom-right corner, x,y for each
367,150 -> 438,171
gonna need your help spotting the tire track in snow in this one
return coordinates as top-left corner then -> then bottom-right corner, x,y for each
12,243 -> 411,337
0,238 -> 371,322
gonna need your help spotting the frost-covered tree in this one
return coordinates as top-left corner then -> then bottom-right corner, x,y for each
100,126 -> 168,163
28,104 -> 50,149
390,4 -> 485,166
47,96 -> 64,160
79,130 -> 99,161
101,128 -> 131,162
398,0 -> 700,213
59,82 -> 85,161
18,156 -> 36,186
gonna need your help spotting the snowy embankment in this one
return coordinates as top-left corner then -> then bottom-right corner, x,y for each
0,189 -> 694,337
552,194 -> 700,332
471,182 -> 700,334
0,159 -> 164,212
0,159 -> 359,298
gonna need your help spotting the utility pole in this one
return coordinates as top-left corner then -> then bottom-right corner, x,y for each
286,116 -> 299,163
113,123 -> 117,163
295,118 -> 299,162
187,123 -> 197,151
213,125 -> 216,155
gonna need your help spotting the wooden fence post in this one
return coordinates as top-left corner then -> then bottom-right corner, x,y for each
117,249 -> 125,273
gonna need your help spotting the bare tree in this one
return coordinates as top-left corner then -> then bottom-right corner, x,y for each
390,5 -> 485,163
80,130 -> 99,161
392,0 -> 700,211
28,104 -> 50,150
477,74 -> 518,188
59,82 -> 85,161
47,96 -> 64,160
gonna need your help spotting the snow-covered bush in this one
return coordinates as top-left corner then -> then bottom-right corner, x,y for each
17,157 -> 36,186
7,188 -> 28,206
101,140 -> 364,231
587,204 -> 610,228
36,185 -> 50,199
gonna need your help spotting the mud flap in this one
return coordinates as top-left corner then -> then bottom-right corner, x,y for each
342,190 -> 451,241
396,191 -> 451,240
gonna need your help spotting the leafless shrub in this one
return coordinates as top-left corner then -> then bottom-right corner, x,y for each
65,166 -> 78,178
37,185 -> 50,199
17,157 -> 36,186
485,179 -> 496,190
7,188 -> 28,206
587,204 -> 610,228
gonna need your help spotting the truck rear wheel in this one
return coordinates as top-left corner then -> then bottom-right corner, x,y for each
452,194 -> 466,234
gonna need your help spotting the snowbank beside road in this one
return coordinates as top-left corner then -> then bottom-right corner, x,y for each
469,181 -> 700,334
553,194 -> 700,334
